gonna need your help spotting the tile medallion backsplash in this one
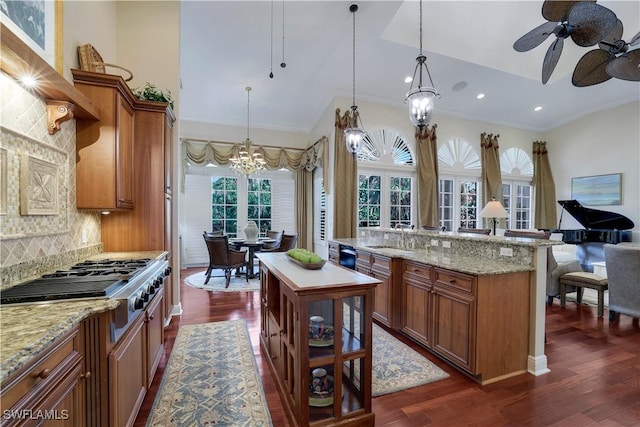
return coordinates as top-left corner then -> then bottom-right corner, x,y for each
0,72 -> 102,285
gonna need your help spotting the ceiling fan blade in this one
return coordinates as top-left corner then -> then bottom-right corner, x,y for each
542,0 -> 591,23
572,49 -> 612,87
569,2 -> 618,47
606,49 -> 640,81
598,19 -> 624,50
513,21 -> 558,52
542,37 -> 564,84
630,31 -> 640,46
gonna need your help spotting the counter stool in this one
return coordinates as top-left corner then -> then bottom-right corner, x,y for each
560,272 -> 608,317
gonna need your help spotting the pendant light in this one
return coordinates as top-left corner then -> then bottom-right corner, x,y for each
405,0 -> 440,129
344,3 -> 367,154
230,87 -> 266,176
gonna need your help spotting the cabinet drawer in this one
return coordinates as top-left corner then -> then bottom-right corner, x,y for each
403,261 -> 432,283
1,329 -> 80,411
435,268 -> 475,293
371,255 -> 391,271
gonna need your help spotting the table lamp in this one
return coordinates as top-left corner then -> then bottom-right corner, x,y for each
480,197 -> 509,235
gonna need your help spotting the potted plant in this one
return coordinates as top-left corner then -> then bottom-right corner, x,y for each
132,83 -> 174,110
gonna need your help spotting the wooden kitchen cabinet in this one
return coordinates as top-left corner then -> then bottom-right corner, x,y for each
108,314 -> 146,427
0,327 -> 85,426
145,290 -> 164,388
400,261 -> 531,384
401,260 -> 433,347
73,70 -> 136,210
258,253 -> 379,427
354,250 -> 400,328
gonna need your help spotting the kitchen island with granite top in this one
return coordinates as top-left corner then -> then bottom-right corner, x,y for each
330,228 -> 559,383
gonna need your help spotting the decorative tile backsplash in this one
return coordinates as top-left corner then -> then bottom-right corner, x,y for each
0,72 -> 102,285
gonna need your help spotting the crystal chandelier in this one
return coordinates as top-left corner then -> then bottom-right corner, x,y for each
230,87 -> 266,176
344,3 -> 367,154
405,0 -> 440,129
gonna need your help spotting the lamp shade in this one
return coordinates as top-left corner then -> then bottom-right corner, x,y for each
480,199 -> 509,218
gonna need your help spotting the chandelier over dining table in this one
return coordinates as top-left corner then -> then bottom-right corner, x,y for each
230,86 -> 267,176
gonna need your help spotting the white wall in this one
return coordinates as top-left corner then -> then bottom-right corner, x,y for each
544,101 -> 639,241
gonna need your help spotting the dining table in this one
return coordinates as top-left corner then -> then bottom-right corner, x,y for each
229,238 -> 276,279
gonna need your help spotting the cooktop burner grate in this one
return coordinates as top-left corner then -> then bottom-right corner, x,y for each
0,278 -> 125,304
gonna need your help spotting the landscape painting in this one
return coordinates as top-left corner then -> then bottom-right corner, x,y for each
571,173 -> 622,206
0,0 -> 55,65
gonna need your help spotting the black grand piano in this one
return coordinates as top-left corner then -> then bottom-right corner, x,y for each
547,200 -> 634,271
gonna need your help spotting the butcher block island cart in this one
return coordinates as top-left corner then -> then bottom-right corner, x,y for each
256,253 -> 381,427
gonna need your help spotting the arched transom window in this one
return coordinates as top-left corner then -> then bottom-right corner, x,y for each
500,147 -> 534,230
357,128 -> 414,165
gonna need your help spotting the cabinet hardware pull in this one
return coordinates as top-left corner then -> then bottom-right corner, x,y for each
271,355 -> 278,360
149,315 -> 154,320
35,369 -> 50,379
449,279 -> 456,284
270,333 -> 278,337
80,371 -> 91,379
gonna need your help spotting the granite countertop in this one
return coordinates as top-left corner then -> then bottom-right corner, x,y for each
0,299 -> 119,383
333,238 -> 535,275
0,251 -> 166,383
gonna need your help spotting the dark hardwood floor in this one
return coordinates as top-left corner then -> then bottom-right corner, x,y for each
134,267 -> 640,426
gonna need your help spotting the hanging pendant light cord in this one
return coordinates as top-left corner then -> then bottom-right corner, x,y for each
281,0 -> 286,67
246,87 -> 251,141
269,0 -> 274,78
351,7 -> 356,109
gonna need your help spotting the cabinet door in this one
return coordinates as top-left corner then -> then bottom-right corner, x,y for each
109,315 -> 146,427
431,286 -> 476,373
115,93 -> 135,209
35,361 -> 84,426
402,278 -> 431,346
370,267 -> 391,327
146,293 -> 165,388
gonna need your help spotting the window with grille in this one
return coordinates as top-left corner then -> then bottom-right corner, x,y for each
247,178 -> 272,235
500,148 -> 534,229
438,138 -> 481,231
356,128 -> 415,228
211,176 -> 238,236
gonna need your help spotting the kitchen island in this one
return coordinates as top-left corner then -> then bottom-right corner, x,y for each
257,252 -> 380,427
330,228 -> 559,382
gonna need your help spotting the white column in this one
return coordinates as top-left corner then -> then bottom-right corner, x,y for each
528,246 -> 550,376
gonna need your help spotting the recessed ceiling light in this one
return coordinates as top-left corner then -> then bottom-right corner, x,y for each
476,93 -> 485,99
534,106 -> 543,111
404,76 -> 413,83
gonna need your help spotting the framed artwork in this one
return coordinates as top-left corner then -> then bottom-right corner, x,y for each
0,0 -> 56,66
20,154 -> 59,215
571,173 -> 622,206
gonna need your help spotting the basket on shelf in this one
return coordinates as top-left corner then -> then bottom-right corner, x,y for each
77,43 -> 133,82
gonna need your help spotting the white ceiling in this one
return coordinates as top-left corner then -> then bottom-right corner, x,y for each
179,0 -> 640,133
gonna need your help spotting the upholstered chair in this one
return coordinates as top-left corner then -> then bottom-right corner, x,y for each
604,243 -> 640,321
203,235 -> 247,287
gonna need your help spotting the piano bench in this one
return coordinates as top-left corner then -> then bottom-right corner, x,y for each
560,272 -> 608,318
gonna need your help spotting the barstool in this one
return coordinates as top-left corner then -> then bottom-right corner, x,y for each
559,272 -> 608,317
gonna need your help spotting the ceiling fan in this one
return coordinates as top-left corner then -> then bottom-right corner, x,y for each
513,1 -> 640,86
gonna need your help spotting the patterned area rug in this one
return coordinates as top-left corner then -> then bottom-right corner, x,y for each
146,320 -> 272,426
184,270 -> 260,292
372,323 -> 449,396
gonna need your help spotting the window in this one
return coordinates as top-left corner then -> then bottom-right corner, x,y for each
356,128 -> 415,228
358,174 -> 381,227
247,178 -> 272,234
211,176 -> 238,236
389,176 -> 412,228
438,138 -> 481,231
500,148 -> 534,230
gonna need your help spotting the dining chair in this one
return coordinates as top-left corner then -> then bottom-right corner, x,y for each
457,227 -> 492,235
203,234 -> 247,287
262,230 -> 284,250
276,233 -> 298,252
